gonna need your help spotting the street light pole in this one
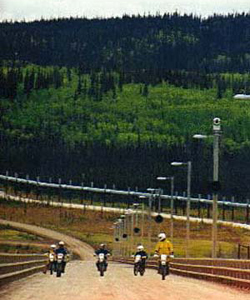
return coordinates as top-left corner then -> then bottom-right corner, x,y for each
171,161 -> 192,258
139,195 -> 147,243
157,176 -> 175,243
212,120 -> 220,258
146,188 -> 155,250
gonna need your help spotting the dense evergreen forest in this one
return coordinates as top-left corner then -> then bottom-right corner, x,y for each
1,13 -> 250,199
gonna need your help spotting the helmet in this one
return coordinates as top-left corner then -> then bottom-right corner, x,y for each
50,244 -> 56,249
100,243 -> 105,248
158,233 -> 166,241
58,241 -> 65,246
137,245 -> 144,251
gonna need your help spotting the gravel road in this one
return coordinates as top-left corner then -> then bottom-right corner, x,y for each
0,261 -> 249,300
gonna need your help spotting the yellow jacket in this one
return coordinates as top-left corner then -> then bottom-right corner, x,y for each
154,239 -> 173,255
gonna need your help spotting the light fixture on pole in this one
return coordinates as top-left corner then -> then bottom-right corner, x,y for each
157,176 -> 175,243
193,117 -> 221,258
171,161 -> 192,258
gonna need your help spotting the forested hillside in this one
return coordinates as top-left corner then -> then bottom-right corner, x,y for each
1,13 -> 250,198
1,13 -> 250,72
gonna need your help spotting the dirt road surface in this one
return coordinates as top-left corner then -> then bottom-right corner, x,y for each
0,219 -> 94,260
0,261 -> 249,300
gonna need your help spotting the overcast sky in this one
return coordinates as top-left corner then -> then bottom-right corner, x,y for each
0,0 -> 250,21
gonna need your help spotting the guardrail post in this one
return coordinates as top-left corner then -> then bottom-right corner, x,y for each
36,176 -> 40,200
4,170 -> 9,196
48,177 -> 52,204
207,194 -> 211,218
14,172 -> 18,197
231,196 -> 235,221
69,180 -> 72,207
238,244 -> 241,259
127,187 -> 130,209
112,184 -> 116,207
246,199 -> 249,224
90,182 -> 94,205
25,174 -> 29,198
80,182 -> 84,205
58,178 -> 61,203
198,194 -> 201,218
174,191 -> 178,214
103,184 -> 107,207
182,192 -> 186,216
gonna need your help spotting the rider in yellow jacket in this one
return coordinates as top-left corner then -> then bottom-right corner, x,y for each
154,233 -> 174,256
154,233 -> 174,274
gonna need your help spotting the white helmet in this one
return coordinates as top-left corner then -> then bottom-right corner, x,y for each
50,244 -> 56,249
158,233 -> 166,241
137,245 -> 144,251
58,241 -> 65,246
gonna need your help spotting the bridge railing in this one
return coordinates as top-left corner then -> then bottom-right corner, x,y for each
113,257 -> 250,289
0,253 -> 47,286
1,173 -> 250,223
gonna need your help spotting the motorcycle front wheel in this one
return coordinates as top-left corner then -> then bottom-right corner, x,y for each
99,264 -> 105,277
161,265 -> 166,280
134,264 -> 139,276
56,263 -> 62,277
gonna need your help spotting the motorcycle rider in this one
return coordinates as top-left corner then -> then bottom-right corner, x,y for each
154,232 -> 174,274
94,243 -> 110,271
55,241 -> 68,273
43,244 -> 56,274
134,245 -> 148,267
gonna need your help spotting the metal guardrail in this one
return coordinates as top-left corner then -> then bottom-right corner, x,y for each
0,253 -> 47,263
0,253 -> 47,286
113,257 -> 250,289
0,174 -> 249,209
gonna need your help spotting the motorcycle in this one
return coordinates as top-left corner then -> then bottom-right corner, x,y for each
133,254 -> 146,276
97,253 -> 107,277
56,253 -> 65,277
48,252 -> 56,275
154,254 -> 172,280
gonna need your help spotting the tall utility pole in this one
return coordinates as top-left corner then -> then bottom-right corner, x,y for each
193,117 -> 222,259
186,161 -> 192,258
212,118 -> 221,258
170,177 -> 174,243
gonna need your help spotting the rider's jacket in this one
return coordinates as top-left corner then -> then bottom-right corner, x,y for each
56,247 -> 68,255
154,239 -> 173,255
134,250 -> 148,259
95,249 -> 110,258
